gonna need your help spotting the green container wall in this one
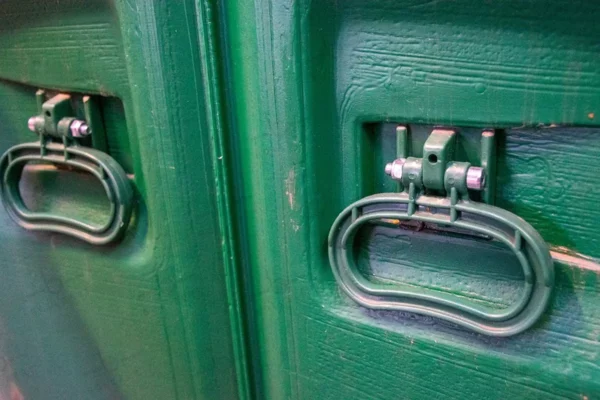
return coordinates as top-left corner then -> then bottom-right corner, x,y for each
222,0 -> 600,399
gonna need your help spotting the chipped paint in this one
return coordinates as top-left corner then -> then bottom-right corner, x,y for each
551,246 -> 600,273
285,168 -> 296,210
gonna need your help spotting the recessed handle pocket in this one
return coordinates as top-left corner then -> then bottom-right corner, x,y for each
328,127 -> 554,336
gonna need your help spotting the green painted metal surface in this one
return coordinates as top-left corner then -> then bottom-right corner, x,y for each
221,0 -> 600,399
1,0 -> 600,399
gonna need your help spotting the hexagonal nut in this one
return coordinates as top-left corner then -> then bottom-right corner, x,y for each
69,119 -> 90,138
384,158 -> 406,180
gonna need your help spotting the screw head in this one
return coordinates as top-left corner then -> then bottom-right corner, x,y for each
385,158 -> 406,180
466,167 -> 486,190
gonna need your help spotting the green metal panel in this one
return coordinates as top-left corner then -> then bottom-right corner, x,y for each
0,1 -> 248,399
221,0 -> 600,399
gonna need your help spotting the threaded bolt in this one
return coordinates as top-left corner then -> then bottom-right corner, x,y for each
27,116 -> 42,133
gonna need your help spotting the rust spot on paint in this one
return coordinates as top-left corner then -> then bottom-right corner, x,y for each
587,112 -> 594,120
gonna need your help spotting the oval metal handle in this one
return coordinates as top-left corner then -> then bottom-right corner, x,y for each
328,192 -> 554,337
0,140 -> 134,245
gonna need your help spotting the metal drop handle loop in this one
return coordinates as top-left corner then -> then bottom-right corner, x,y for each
0,140 -> 133,245
328,193 -> 554,337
